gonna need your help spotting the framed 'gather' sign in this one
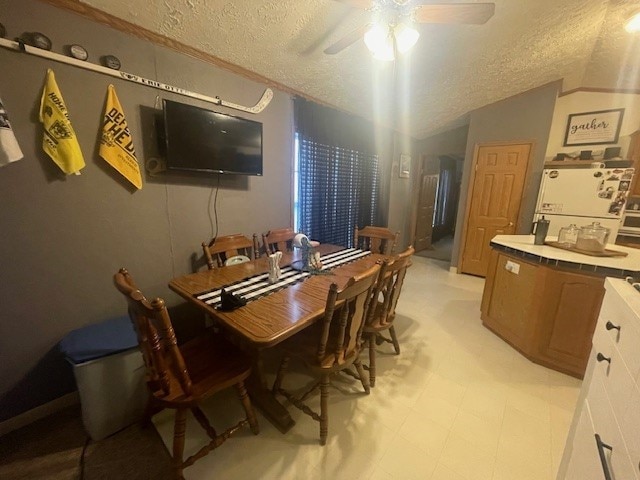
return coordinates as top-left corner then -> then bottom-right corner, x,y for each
563,108 -> 624,146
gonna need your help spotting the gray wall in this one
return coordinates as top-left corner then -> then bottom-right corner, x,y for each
386,132 -> 416,250
451,81 -> 561,269
0,0 -> 294,420
414,125 -> 469,158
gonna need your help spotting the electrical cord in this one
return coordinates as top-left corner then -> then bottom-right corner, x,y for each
208,173 -> 221,243
79,435 -> 91,479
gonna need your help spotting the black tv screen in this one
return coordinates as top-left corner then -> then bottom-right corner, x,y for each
163,99 -> 263,176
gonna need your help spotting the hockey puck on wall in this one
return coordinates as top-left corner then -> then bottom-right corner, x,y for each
25,32 -> 52,50
68,44 -> 88,61
101,55 -> 121,70
146,158 -> 166,175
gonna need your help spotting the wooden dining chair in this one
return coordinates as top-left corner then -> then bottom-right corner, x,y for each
262,227 -> 296,255
363,245 -> 414,387
202,233 -> 259,269
354,226 -> 399,255
113,268 -> 259,479
271,263 -> 381,445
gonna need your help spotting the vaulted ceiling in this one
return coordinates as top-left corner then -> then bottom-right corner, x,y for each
77,0 -> 640,138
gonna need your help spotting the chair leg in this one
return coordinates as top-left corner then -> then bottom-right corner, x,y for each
272,355 -> 290,394
235,381 -> 260,435
368,333 -> 377,387
354,359 -> 370,394
142,397 -> 159,427
319,374 -> 330,446
172,408 -> 188,480
389,326 -> 401,355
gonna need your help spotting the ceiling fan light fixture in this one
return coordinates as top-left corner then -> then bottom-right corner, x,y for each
364,23 -> 395,61
394,23 -> 420,54
625,12 -> 640,33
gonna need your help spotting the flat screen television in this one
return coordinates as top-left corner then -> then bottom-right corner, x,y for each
162,99 -> 263,176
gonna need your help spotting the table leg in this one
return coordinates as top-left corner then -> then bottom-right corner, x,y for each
246,352 -> 295,434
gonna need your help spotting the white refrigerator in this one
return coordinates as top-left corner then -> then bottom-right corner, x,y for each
534,167 -> 634,241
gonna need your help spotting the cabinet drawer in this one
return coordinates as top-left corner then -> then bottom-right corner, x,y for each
618,384 -> 640,480
565,403 -> 601,480
598,288 -> 640,380
587,369 -> 639,480
591,330 -> 638,425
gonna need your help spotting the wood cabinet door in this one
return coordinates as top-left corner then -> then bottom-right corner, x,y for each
535,270 -> 605,374
482,251 -> 538,345
460,143 -> 531,277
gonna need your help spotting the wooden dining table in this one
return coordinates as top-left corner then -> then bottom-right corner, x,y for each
169,243 -> 385,432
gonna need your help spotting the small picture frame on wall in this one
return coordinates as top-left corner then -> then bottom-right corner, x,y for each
399,154 -> 411,178
563,108 -> 624,147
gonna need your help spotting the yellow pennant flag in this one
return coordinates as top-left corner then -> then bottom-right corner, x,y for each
99,85 -> 142,189
39,69 -> 85,175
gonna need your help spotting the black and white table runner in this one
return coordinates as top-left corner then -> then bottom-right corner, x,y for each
195,248 -> 372,308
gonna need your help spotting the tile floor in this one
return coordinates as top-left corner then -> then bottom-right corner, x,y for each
152,256 -> 582,480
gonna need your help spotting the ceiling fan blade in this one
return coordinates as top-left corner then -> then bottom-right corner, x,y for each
414,3 -> 495,25
324,23 -> 371,55
332,0 -> 375,10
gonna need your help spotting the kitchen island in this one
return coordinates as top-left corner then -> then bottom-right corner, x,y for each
480,235 -> 640,378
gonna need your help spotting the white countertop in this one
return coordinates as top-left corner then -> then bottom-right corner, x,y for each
604,278 -> 640,320
491,235 -> 640,272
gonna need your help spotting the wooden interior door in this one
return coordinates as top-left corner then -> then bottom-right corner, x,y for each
414,173 -> 439,252
460,143 -> 531,277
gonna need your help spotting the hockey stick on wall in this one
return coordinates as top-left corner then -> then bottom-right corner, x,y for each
0,37 -> 273,114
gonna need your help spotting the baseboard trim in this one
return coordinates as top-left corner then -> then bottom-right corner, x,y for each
449,266 -> 458,274
0,391 -> 80,437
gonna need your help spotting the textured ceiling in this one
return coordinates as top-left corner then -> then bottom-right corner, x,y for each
78,0 -> 640,138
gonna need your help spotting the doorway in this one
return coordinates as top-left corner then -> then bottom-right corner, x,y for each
458,142 -> 533,277
414,155 -> 463,263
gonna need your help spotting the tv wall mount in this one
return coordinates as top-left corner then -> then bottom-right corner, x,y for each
0,37 -> 273,115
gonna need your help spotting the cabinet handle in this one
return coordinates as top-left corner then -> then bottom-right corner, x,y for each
595,434 -> 613,480
605,321 -> 621,332
596,353 -> 611,364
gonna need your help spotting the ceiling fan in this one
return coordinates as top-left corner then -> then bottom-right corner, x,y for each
324,1 -> 495,60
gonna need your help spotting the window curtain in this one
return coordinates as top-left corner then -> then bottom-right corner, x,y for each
295,97 -> 380,247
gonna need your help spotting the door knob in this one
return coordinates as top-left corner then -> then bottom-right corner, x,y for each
508,222 -> 514,226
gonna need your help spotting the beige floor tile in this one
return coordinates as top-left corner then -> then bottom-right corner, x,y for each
397,410 -> 451,458
449,409 -> 502,457
411,393 -> 460,430
439,432 -> 496,480
367,466 -> 396,480
492,453 -> 554,480
459,382 -> 507,423
421,372 -> 468,407
377,434 -> 438,480
504,384 -> 552,423
430,462 -> 468,480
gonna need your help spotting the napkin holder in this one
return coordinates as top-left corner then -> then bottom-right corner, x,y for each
268,251 -> 283,283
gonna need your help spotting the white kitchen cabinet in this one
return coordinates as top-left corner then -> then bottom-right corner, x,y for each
558,278 -> 640,480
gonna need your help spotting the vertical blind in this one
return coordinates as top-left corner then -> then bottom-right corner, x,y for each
297,138 -> 379,247
294,97 -> 380,247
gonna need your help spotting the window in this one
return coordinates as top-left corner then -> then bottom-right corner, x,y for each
293,97 -> 381,246
294,137 -> 379,247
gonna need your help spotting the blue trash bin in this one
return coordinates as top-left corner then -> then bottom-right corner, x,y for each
60,316 -> 147,440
